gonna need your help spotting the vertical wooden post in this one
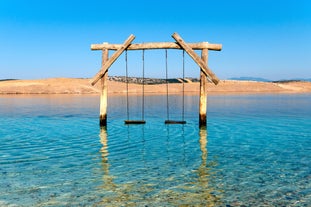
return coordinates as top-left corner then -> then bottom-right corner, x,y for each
199,49 -> 208,127
100,46 -> 109,126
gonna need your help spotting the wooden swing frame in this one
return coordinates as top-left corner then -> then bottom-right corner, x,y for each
91,32 -> 222,127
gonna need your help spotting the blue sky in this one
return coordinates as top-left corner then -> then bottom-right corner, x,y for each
0,0 -> 310,80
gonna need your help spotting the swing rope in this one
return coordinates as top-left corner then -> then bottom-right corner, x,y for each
165,49 -> 170,121
142,49 -> 145,121
126,49 -> 129,121
125,49 -> 146,124
182,50 -> 185,122
165,49 -> 186,124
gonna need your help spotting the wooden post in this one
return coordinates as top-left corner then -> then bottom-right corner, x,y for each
100,47 -> 109,126
199,49 -> 208,127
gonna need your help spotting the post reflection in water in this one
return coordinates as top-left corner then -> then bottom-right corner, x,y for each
158,126 -> 223,206
97,126 -> 154,206
98,126 -> 137,206
99,126 -> 116,191
195,126 -> 223,206
98,127 -> 138,206
97,125 -> 222,206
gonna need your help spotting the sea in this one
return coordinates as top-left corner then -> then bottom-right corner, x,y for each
0,94 -> 310,206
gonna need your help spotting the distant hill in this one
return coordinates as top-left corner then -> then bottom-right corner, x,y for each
295,78 -> 311,82
228,77 -> 271,82
0,79 -> 19,82
1,78 -> 311,94
272,78 -> 311,83
229,77 -> 311,82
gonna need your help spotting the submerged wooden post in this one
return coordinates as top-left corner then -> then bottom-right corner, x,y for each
100,47 -> 109,126
199,49 -> 208,127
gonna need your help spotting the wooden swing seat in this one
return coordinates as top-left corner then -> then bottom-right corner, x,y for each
124,120 -> 146,124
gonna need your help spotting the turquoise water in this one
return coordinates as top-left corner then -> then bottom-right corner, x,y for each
0,94 -> 310,206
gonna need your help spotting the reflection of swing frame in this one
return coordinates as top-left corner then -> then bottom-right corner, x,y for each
91,32 -> 222,127
98,124 -> 222,205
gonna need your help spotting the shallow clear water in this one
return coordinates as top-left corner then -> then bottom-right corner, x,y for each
0,94 -> 310,206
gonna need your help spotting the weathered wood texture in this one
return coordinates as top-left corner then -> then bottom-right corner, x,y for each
199,48 -> 208,127
91,34 -> 135,86
99,48 -> 109,127
172,32 -> 219,85
91,42 -> 222,51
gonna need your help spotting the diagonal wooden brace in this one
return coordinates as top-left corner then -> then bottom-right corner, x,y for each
91,34 -> 136,86
172,32 -> 219,85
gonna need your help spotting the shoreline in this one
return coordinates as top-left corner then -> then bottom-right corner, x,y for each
0,78 -> 311,95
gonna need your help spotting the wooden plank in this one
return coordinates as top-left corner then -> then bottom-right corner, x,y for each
99,48 -> 109,127
124,120 -> 146,124
199,48 -> 208,127
91,34 -> 135,86
172,32 -> 219,85
91,42 -> 222,51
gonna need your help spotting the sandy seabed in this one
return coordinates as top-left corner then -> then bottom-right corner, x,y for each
0,78 -> 311,95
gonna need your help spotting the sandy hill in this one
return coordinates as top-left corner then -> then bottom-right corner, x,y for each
0,78 -> 311,95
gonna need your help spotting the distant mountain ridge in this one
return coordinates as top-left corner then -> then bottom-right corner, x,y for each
229,77 -> 311,82
229,77 -> 271,82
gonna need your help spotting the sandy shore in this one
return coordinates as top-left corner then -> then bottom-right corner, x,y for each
0,78 -> 311,95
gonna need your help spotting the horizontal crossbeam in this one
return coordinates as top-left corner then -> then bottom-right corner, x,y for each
91,42 -> 222,51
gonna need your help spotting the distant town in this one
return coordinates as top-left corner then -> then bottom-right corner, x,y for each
108,76 -> 200,84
